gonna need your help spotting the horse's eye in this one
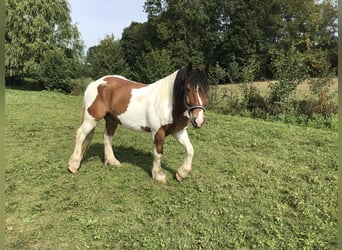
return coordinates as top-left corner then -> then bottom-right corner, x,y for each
186,87 -> 190,92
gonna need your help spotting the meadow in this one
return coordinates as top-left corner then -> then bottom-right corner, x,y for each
5,89 -> 337,249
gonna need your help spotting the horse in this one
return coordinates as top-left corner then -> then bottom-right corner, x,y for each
68,63 -> 209,183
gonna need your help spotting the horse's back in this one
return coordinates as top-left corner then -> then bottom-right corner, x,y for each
83,75 -> 148,122
83,75 -> 137,107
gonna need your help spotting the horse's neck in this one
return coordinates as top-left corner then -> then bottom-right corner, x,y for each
150,70 -> 178,108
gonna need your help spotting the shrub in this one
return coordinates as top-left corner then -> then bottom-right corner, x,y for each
209,62 -> 226,85
70,77 -> 93,95
39,49 -> 76,93
208,63 -> 227,105
307,51 -> 337,117
226,55 -> 260,84
245,86 -> 268,119
268,48 -> 308,105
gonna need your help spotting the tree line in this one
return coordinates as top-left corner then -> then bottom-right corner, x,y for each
5,0 -> 338,92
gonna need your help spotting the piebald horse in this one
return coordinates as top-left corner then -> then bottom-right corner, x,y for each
68,63 -> 209,183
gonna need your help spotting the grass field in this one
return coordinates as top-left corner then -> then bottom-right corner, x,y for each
5,89 -> 337,249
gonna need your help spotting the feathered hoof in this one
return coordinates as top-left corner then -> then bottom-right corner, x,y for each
152,172 -> 167,183
68,165 -> 78,173
176,172 -> 185,182
156,175 -> 167,184
105,159 -> 121,167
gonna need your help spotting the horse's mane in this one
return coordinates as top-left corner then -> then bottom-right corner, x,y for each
173,66 -> 209,105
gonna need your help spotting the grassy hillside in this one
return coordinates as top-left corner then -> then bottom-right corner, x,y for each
5,89 -> 337,249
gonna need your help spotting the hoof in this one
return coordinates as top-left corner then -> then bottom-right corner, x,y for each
105,159 -> 121,167
155,175 -> 167,183
68,165 -> 78,173
176,172 -> 185,182
153,173 -> 167,183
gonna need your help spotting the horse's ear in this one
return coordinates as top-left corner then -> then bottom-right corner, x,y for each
186,62 -> 193,76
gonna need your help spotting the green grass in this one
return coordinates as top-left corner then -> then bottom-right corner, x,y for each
5,89 -> 337,249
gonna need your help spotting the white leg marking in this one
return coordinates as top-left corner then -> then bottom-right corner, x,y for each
103,132 -> 121,167
151,146 -> 167,183
68,118 -> 97,173
173,129 -> 194,181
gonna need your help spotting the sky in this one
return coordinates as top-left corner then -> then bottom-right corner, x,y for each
68,0 -> 148,49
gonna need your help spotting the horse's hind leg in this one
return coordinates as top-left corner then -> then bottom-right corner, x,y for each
104,115 -> 121,167
68,118 -> 97,173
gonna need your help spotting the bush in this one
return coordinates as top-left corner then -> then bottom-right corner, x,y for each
209,62 -> 226,85
226,55 -> 260,84
268,48 -> 308,105
70,77 -> 93,95
209,47 -> 337,129
245,86 -> 268,119
39,49 -> 76,93
208,63 -> 226,105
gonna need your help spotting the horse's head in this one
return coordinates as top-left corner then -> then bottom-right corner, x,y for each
174,63 -> 209,128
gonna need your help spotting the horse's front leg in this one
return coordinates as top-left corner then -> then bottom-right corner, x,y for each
151,128 -> 167,183
172,129 -> 194,181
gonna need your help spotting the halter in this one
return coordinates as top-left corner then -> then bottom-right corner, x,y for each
185,104 -> 206,113
184,86 -> 206,114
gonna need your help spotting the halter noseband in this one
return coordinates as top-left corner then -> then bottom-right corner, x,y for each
183,79 -> 207,114
186,104 -> 206,113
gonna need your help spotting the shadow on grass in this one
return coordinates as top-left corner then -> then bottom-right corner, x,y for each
82,143 -> 177,178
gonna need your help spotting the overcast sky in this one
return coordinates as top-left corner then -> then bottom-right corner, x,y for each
68,0 -> 148,49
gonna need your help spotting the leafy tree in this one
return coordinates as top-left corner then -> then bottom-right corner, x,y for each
129,0 -> 337,81
5,0 -> 83,89
143,0 -> 207,68
86,34 -> 130,80
133,48 -> 174,83
39,48 -> 80,92
139,0 -> 336,81
268,47 -> 308,105
121,21 -> 159,71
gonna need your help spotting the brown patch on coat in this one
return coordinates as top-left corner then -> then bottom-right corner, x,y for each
153,110 -> 190,154
104,114 -> 119,135
87,77 -> 146,121
154,128 -> 166,154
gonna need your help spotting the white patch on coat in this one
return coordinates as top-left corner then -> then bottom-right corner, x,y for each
117,71 -> 178,131
194,86 -> 205,127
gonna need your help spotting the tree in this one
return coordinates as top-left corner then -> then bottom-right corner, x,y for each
135,0 -> 338,81
121,22 -> 158,71
86,34 -> 130,80
134,49 -> 174,83
143,0 -> 208,68
5,0 -> 83,89
39,48 -> 77,92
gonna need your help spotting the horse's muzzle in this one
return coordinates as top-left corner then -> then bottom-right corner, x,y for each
187,105 -> 206,128
191,117 -> 205,128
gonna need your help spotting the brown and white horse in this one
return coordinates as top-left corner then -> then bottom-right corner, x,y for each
68,63 -> 209,183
